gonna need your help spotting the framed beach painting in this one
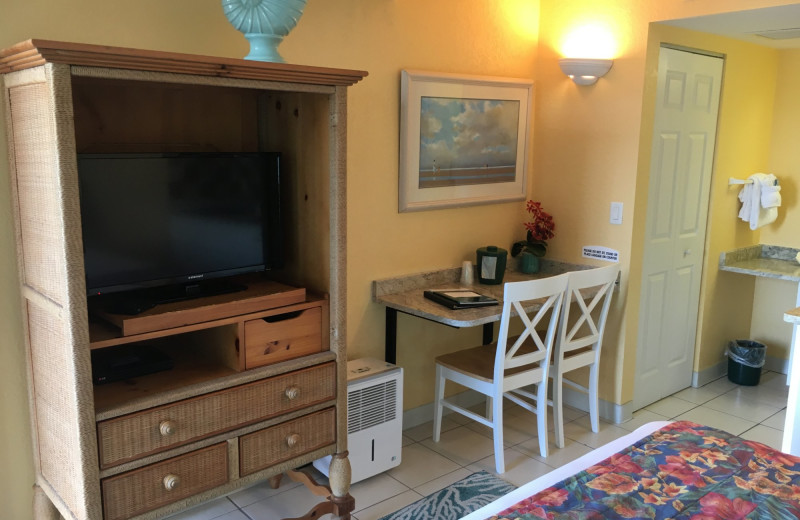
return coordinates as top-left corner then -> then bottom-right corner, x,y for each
399,70 -> 533,212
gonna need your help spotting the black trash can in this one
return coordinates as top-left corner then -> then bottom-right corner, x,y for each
726,340 -> 767,386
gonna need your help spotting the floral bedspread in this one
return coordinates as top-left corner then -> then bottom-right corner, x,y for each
490,421 -> 800,519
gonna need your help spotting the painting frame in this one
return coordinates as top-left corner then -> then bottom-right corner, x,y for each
399,70 -> 533,212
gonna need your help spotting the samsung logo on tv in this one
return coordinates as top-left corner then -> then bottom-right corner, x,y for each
187,274 -> 205,280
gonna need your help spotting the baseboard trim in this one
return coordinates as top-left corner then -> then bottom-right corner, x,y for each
403,385 -> 631,430
693,356 -> 787,388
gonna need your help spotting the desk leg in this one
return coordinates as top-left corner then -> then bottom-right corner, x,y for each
483,323 -> 493,345
386,308 -> 397,364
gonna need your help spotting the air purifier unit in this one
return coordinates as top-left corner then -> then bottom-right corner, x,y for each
314,358 -> 403,484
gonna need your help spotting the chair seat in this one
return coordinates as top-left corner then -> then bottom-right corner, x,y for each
435,336 -> 540,383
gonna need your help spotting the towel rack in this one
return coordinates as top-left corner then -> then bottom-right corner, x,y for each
729,177 -> 779,186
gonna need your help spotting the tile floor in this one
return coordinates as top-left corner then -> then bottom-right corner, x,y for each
166,370 -> 790,520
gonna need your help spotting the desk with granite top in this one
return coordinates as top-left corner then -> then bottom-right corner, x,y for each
372,259 -> 592,363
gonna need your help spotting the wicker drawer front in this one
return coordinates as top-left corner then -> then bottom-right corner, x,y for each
102,443 -> 228,520
244,306 -> 323,369
97,362 -> 336,468
240,408 -> 336,476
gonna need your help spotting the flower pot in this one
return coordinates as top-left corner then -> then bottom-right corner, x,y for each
519,252 -> 540,274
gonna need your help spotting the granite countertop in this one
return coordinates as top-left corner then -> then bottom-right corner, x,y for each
720,245 -> 800,282
785,307 -> 800,326
372,259 -> 592,328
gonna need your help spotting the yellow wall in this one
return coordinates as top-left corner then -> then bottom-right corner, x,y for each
750,49 -> 800,361
2,1 -> 800,518
536,0 -> 790,405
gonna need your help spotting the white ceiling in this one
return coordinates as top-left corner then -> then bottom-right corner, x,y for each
662,4 -> 800,49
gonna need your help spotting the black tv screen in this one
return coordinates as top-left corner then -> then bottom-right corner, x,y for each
78,152 -> 282,297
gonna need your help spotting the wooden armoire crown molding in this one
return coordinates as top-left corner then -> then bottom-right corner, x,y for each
0,39 -> 368,86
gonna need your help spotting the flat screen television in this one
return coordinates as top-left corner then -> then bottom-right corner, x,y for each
77,152 -> 283,307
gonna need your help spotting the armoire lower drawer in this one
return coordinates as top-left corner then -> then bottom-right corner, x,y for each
102,442 -> 228,520
240,408 -> 336,476
97,362 -> 336,468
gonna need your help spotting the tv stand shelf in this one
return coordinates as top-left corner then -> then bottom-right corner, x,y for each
90,277 -> 306,337
2,39 -> 365,520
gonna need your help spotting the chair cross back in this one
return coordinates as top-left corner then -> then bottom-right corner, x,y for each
497,278 -> 565,379
561,272 -> 615,353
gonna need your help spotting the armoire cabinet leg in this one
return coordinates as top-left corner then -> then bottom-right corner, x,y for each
328,451 -> 355,520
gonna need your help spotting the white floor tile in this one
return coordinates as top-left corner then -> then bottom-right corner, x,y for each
386,442 -> 461,488
703,392 -> 781,423
211,512 -> 250,520
672,385 -> 724,405
463,409 -> 540,447
763,409 -> 787,430
162,497 -> 238,520
350,473 -> 409,513
420,425 -> 498,467
727,381 -> 789,408
352,490 -> 424,520
515,435 -> 593,468
412,467 -> 473,497
404,416 -> 461,442
467,447 -> 552,487
644,396 -> 696,418
740,424 -> 785,451
242,484 -> 328,520
402,434 -> 415,447
702,376 -> 738,395
226,477 -> 302,508
618,409 -> 669,432
674,406 -> 757,436
562,416 -> 631,449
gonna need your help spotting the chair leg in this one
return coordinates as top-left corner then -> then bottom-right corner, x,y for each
492,393 -> 505,473
536,382 -> 549,458
552,374 -> 565,449
589,364 -> 600,433
433,364 -> 445,442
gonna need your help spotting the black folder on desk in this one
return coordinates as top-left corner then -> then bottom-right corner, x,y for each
423,289 -> 499,310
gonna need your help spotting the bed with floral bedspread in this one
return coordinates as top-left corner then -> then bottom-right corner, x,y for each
489,421 -> 800,520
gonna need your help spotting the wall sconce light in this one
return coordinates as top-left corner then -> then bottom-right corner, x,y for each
559,58 -> 613,86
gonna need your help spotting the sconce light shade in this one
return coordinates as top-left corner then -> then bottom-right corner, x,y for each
559,58 -> 613,86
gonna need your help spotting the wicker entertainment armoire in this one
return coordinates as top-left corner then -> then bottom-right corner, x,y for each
1,40 -> 367,520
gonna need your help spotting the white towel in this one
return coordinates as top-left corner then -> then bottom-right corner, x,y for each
738,173 -> 779,230
761,183 -> 782,208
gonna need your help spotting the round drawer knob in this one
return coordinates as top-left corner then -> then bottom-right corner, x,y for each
285,386 -> 300,400
159,420 -> 176,437
163,474 -> 181,491
286,433 -> 301,448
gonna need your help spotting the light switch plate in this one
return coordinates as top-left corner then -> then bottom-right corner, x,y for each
610,202 -> 623,225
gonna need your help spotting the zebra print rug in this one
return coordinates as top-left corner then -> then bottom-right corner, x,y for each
378,471 -> 515,520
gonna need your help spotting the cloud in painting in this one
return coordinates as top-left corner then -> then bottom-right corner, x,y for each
418,97 -> 520,171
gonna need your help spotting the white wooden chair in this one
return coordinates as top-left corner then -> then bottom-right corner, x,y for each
432,274 -> 569,473
551,264 -> 619,448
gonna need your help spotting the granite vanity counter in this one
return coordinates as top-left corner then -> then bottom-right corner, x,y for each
719,245 -> 800,281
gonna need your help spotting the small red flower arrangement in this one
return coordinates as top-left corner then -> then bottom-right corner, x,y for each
511,200 -> 555,258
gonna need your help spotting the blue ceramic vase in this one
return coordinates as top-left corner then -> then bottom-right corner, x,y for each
222,0 -> 307,63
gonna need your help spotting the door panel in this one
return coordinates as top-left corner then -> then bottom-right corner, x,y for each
634,47 -> 723,409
